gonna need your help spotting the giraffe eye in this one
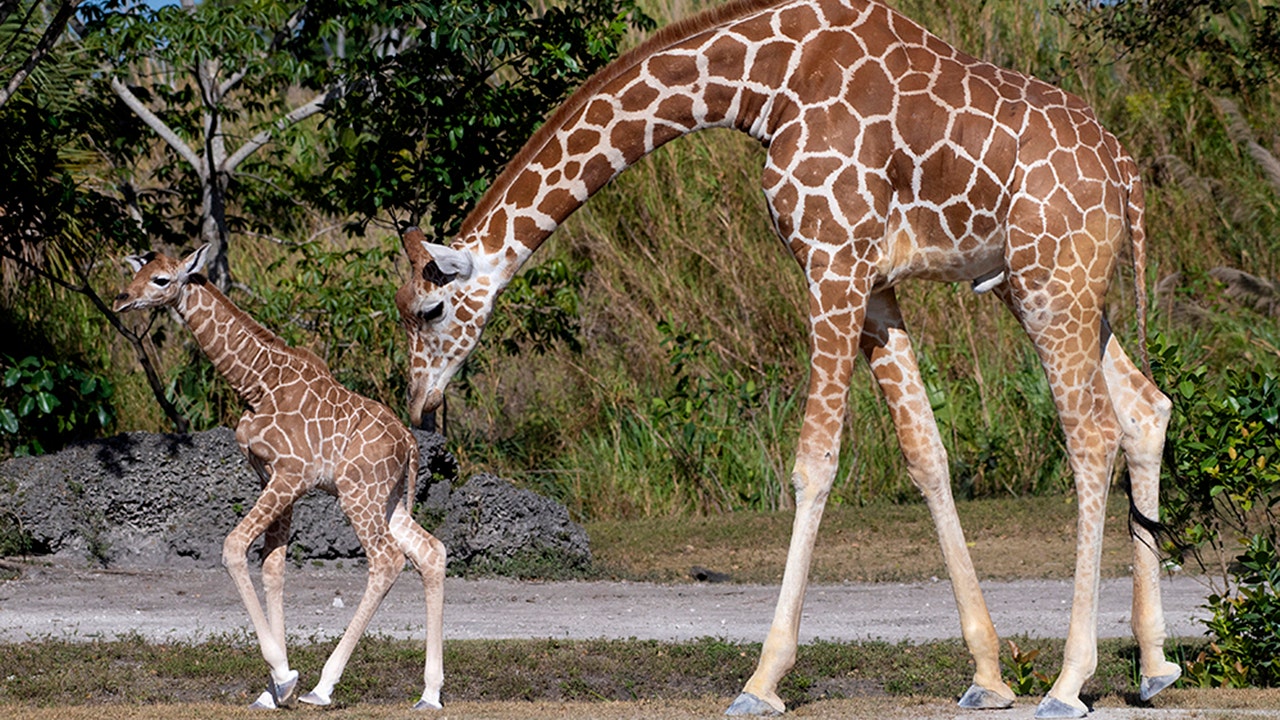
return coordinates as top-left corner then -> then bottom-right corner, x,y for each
152,276 -> 172,287
419,302 -> 445,324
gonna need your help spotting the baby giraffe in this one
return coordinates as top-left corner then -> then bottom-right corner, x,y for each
114,245 -> 445,710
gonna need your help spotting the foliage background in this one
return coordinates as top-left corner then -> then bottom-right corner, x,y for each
0,0 -> 1277,526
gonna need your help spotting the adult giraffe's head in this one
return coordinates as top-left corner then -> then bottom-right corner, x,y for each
395,227 -> 494,429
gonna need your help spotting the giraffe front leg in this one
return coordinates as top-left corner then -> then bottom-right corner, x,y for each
726,446 -> 839,717
860,290 -> 1014,710
727,306 -> 861,716
1101,331 -> 1181,699
223,498 -> 300,709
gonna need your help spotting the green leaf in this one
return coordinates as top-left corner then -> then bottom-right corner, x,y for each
36,392 -> 59,414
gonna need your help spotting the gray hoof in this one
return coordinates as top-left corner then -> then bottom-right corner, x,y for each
725,692 -> 782,716
413,698 -> 443,710
268,671 -> 298,707
248,691 -> 277,710
299,691 -> 330,706
1139,667 -> 1182,701
958,683 -> 1015,709
1034,696 -> 1087,719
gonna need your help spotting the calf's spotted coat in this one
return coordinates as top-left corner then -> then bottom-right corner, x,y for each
115,247 -> 445,711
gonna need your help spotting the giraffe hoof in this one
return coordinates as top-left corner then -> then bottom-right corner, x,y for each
299,690 -> 331,707
413,697 -> 443,710
269,670 -> 298,707
725,692 -> 783,716
1034,696 -> 1087,719
248,690 -> 278,709
1139,666 -> 1182,701
958,684 -> 1015,709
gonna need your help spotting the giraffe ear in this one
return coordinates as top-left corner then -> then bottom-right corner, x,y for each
424,242 -> 473,281
123,251 -> 156,274
180,244 -> 210,279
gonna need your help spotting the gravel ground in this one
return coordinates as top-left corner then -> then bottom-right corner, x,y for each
0,560 -> 1211,645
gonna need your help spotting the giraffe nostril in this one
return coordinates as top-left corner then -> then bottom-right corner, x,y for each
115,292 -> 129,301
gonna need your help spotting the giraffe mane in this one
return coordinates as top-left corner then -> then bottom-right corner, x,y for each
458,0 -> 790,244
191,275 -> 331,373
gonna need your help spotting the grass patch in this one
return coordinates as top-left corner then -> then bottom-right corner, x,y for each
588,493 -> 1142,584
0,634 -> 1241,711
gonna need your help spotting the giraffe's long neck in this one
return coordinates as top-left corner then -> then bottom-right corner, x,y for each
459,0 -> 848,280
176,278 -> 293,409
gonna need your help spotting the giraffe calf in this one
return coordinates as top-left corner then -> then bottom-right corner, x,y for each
114,245 -> 445,710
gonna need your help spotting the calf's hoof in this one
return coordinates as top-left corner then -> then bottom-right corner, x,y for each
299,689 -> 331,706
248,691 -> 278,710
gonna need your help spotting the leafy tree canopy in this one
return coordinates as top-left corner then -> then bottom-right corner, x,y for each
309,0 -> 654,240
1066,0 -> 1280,92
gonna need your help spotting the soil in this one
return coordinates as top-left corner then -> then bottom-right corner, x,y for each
0,558 -> 1211,645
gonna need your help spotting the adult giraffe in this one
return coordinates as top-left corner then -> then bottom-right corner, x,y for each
394,1 -> 1181,716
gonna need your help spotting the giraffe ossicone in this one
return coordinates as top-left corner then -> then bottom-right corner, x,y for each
395,0 -> 1181,716
115,246 -> 446,711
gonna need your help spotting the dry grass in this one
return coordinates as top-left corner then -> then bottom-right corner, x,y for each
589,493 -> 1145,584
3,688 -> 1279,720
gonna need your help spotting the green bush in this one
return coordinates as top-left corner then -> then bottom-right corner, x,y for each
0,354 -> 116,457
1187,535 -> 1280,687
1153,336 -> 1280,571
1153,335 -> 1280,688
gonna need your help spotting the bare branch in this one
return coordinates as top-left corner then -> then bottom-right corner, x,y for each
110,76 -> 205,176
222,85 -> 338,173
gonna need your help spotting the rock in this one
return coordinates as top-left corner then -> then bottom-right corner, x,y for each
0,428 -> 457,568
434,473 -> 591,575
1,428 -> 587,575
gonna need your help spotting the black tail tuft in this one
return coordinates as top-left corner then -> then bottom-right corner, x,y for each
1120,468 -> 1166,550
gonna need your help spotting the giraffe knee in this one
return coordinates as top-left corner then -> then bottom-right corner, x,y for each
222,536 -> 249,572
425,535 -> 447,575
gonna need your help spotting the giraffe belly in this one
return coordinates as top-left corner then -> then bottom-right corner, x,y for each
873,219 -> 1006,289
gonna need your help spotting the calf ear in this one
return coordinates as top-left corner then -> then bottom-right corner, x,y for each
426,243 -> 473,281
123,251 -> 156,273
180,244 -> 211,279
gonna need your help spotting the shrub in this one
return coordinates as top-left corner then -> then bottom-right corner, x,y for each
1187,535 -> 1280,687
1153,336 -> 1280,688
0,354 -> 116,457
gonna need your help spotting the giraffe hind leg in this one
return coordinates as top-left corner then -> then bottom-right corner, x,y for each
1001,277 -> 1118,719
390,502 -> 447,709
1101,327 -> 1181,696
300,461 -> 406,706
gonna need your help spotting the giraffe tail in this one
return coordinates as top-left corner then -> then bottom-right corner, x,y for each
1121,154 -> 1154,380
